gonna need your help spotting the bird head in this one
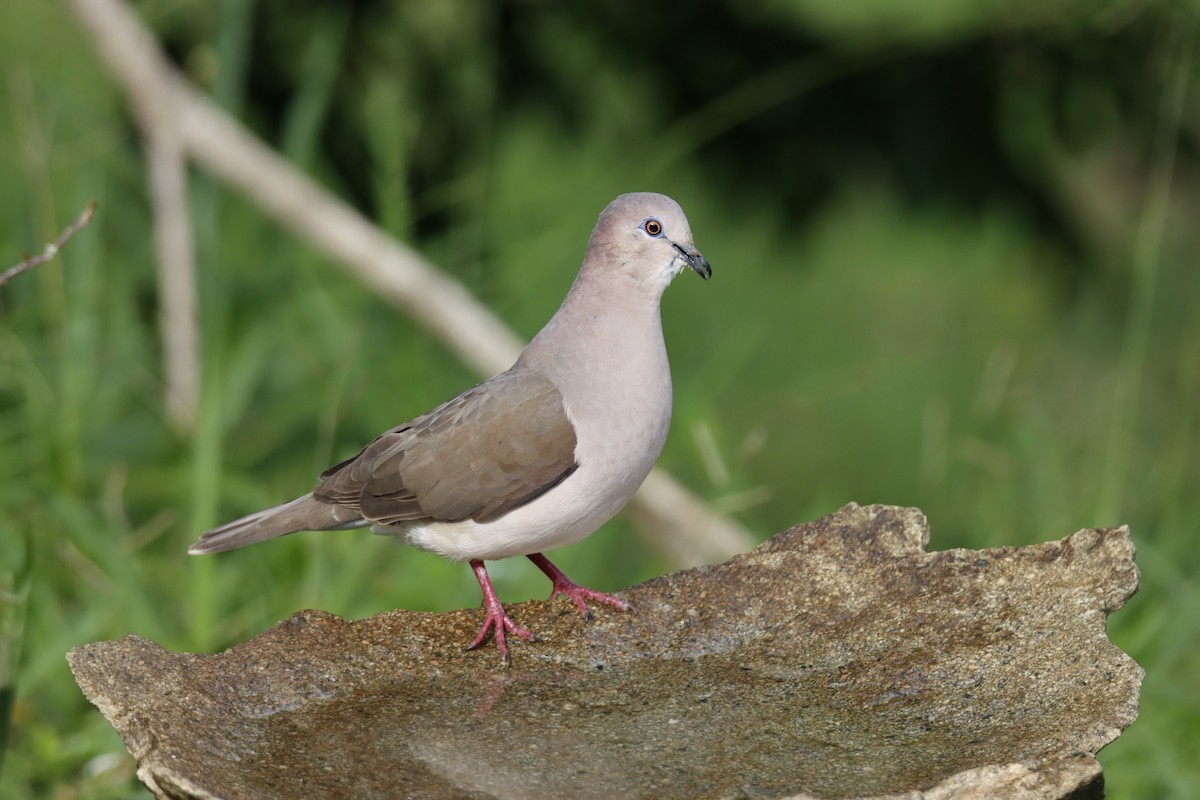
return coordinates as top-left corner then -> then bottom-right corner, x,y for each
585,193 -> 712,296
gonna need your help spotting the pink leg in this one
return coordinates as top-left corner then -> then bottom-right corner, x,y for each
467,560 -> 538,662
527,552 -> 630,620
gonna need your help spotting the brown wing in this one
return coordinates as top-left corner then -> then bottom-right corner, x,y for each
313,367 -> 578,525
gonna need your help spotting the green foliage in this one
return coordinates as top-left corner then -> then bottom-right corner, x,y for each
1,0 -> 1197,797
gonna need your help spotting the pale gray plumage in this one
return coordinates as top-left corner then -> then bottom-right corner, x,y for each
189,192 -> 711,659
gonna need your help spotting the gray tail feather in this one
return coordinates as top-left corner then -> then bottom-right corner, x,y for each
188,494 -> 364,554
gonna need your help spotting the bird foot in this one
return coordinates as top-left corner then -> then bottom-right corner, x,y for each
527,552 -> 630,620
465,604 -> 539,662
467,560 -> 539,663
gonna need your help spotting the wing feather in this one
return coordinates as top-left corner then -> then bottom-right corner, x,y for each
313,367 -> 578,526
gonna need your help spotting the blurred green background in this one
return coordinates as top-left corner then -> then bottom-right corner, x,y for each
2,0 -> 1198,797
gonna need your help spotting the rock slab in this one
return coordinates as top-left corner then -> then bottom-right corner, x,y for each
68,503 -> 1142,799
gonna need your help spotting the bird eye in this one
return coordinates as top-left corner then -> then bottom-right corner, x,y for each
643,218 -> 664,237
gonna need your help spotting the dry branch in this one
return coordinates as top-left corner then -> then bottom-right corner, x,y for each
136,95 -> 200,434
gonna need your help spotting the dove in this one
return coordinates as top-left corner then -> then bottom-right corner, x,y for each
189,192 -> 712,660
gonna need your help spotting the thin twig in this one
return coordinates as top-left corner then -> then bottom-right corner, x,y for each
0,202 -> 97,290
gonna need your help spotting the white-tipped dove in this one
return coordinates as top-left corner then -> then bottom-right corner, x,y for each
189,192 -> 712,660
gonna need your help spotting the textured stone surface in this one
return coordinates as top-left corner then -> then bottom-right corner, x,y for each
68,504 -> 1142,799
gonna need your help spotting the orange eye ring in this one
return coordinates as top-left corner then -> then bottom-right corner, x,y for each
643,218 -> 663,237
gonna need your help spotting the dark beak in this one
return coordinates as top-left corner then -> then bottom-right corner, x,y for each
674,243 -> 712,280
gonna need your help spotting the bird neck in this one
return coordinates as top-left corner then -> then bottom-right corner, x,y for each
519,267 -> 668,382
